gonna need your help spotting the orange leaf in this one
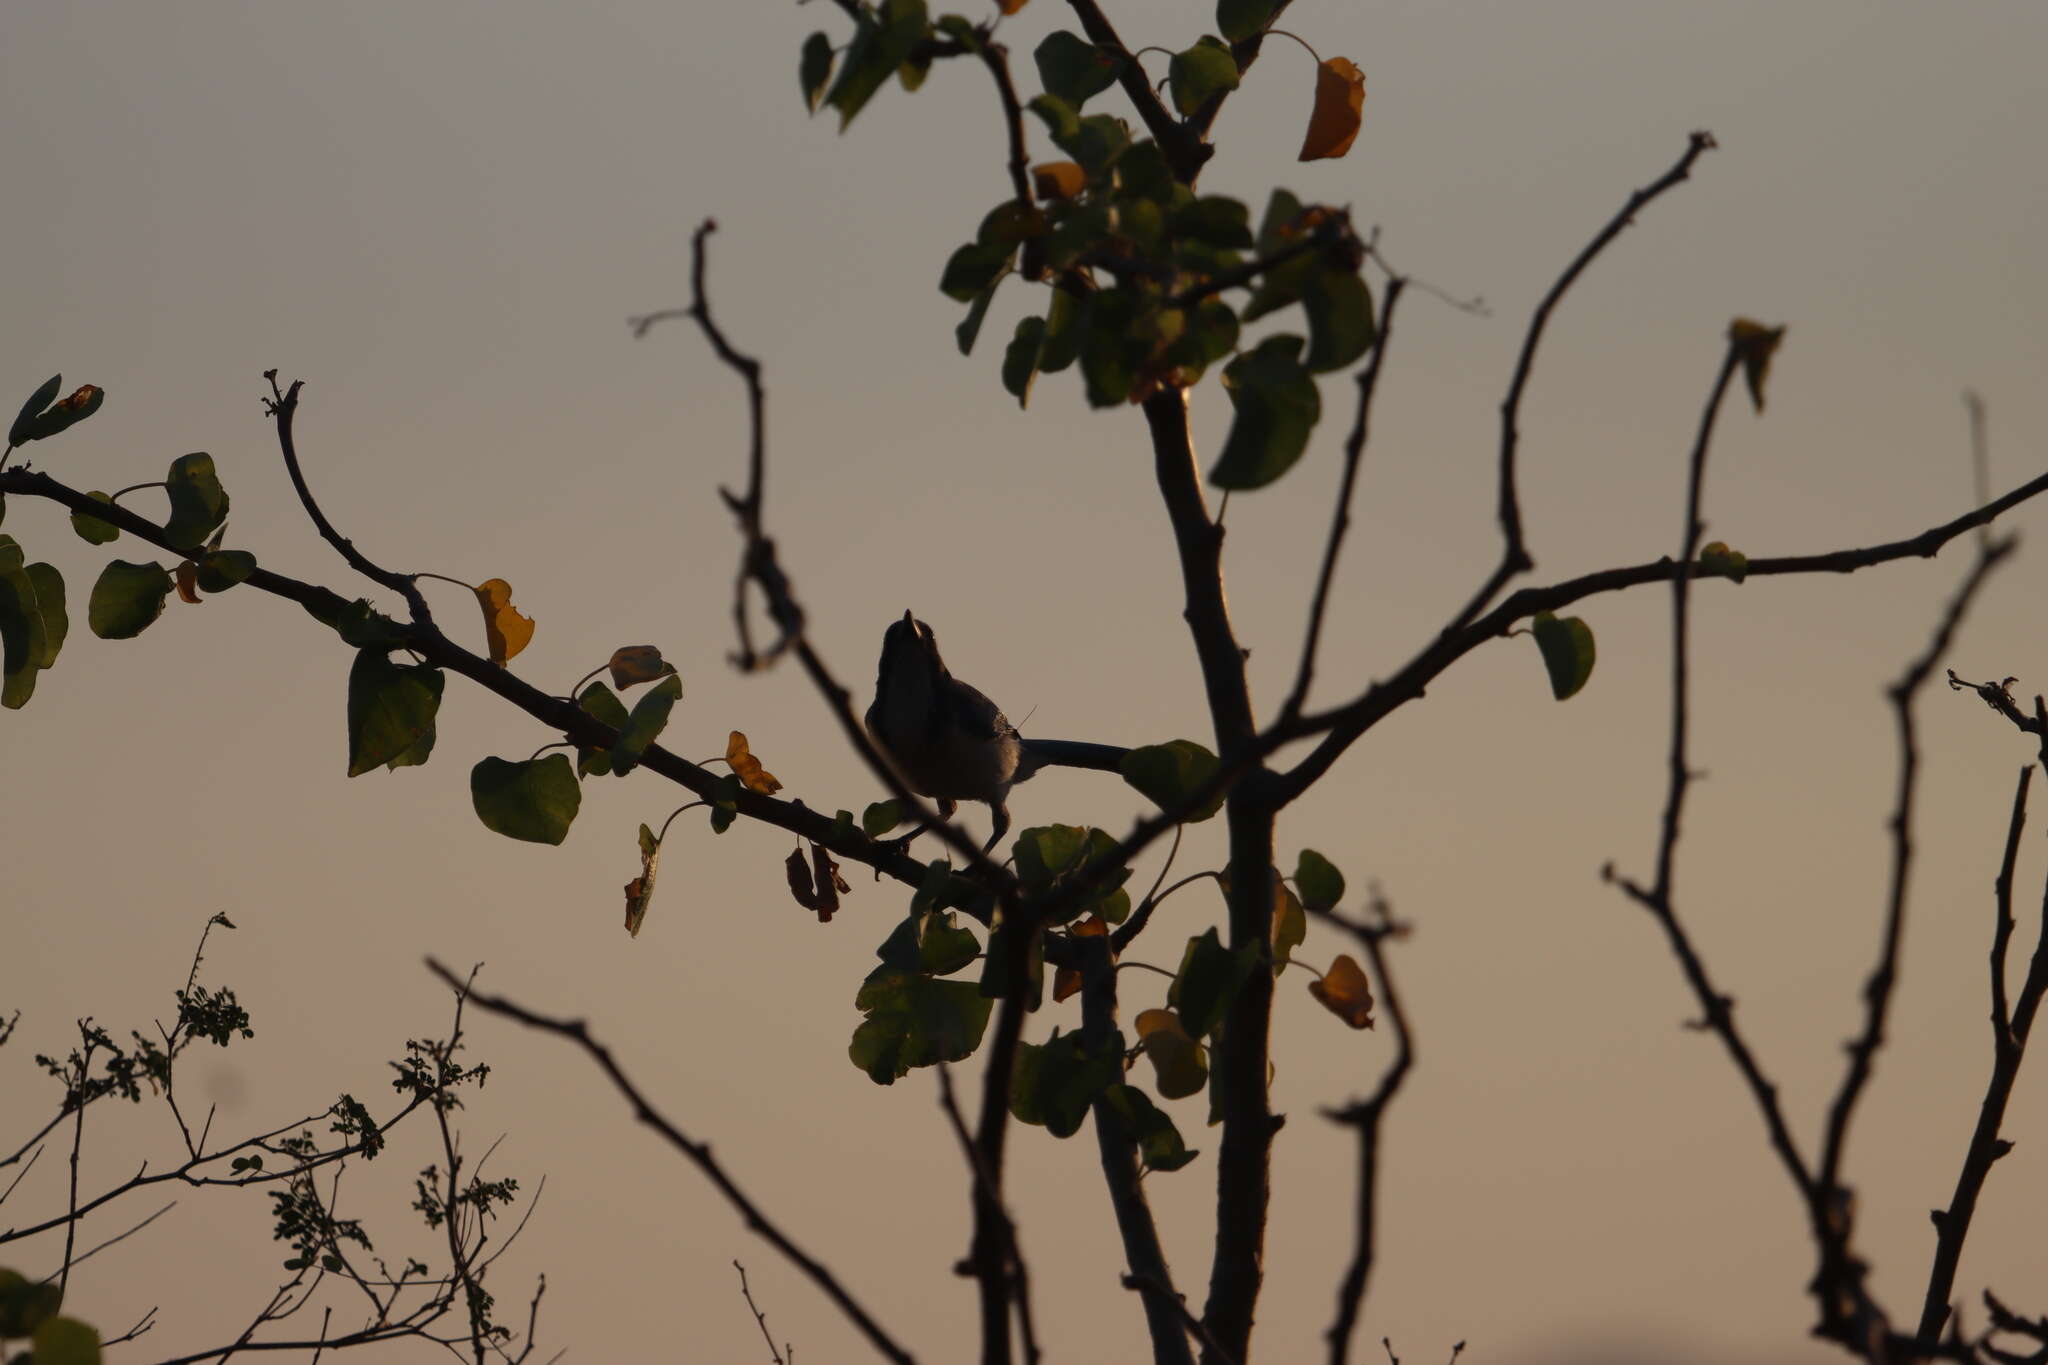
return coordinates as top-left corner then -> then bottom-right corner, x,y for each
174,560 -> 202,605
1053,966 -> 1084,1003
608,645 -> 669,689
1309,953 -> 1376,1029
727,730 -> 783,795
623,823 -> 662,938
995,0 -> 1029,13
1031,161 -> 1087,200
1135,1008 -> 1209,1098
1298,57 -> 1364,162
473,578 -> 535,666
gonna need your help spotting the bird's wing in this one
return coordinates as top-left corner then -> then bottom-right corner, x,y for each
942,678 -> 1017,741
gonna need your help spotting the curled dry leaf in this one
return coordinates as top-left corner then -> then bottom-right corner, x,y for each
174,560 -> 203,605
1728,318 -> 1787,412
607,644 -> 668,689
784,840 -> 849,922
726,729 -> 783,794
1299,57 -> 1364,161
1309,953 -> 1376,1029
473,578 -> 535,665
623,823 -> 662,938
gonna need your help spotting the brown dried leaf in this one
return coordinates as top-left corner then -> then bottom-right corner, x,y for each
473,578 -> 535,665
623,823 -> 662,938
174,560 -> 202,605
727,730 -> 783,794
1309,953 -> 1376,1029
784,840 -> 846,922
608,645 -> 668,689
1298,57 -> 1364,162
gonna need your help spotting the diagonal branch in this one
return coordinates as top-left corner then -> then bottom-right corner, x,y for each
425,960 -> 917,1365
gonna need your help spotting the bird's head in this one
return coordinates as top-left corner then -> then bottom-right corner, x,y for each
877,610 -> 948,688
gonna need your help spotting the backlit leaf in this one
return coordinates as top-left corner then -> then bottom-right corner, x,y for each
611,673 -> 683,777
1120,739 -> 1224,822
1295,848 -> 1345,911
863,798 -> 905,838
1009,1028 -> 1120,1136
826,0 -> 929,130
576,681 -> 630,776
1271,880 -> 1306,969
1103,1083 -> 1198,1171
86,559 -> 171,639
1299,57 -> 1364,161
1002,315 -> 1046,407
1169,36 -> 1239,118
9,374 -> 63,447
346,648 -> 444,776
608,645 -> 670,690
800,31 -> 835,113
1210,335 -> 1320,489
1135,1008 -> 1209,1099
470,754 -> 581,845
194,550 -> 257,593
1031,160 -> 1087,200
1699,541 -> 1750,583
32,1313 -> 101,1365
1217,0 -> 1279,44
163,452 -> 229,550
1310,953 -> 1376,1028
474,578 -> 535,665
726,729 -> 783,794
1530,610 -> 1596,700
14,383 -> 104,445
1034,30 -> 1121,109
69,491 -> 120,545
940,241 -> 1014,303
1303,265 -> 1375,372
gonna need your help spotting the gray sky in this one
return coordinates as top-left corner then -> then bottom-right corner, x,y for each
4,2 -> 2046,1361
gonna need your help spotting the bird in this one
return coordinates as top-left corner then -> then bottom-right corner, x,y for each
865,611 -> 1022,855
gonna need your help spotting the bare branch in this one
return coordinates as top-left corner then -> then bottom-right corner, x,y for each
426,960 -> 916,1365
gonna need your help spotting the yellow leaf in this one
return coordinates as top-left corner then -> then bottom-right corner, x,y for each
174,560 -> 202,605
1271,880 -> 1306,969
623,823 -> 662,938
1031,161 -> 1087,200
473,578 -> 535,666
1309,953 -> 1376,1029
1135,1008 -> 1209,1099
1728,318 -> 1787,412
995,0 -> 1029,13
727,730 -> 783,795
1298,57 -> 1364,162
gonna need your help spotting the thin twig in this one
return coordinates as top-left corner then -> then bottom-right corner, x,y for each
937,1063 -> 1040,1365
425,959 -> 916,1365
734,1261 -> 789,1365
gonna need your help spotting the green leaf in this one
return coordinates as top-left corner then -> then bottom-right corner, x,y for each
939,241 -> 1014,303
1012,825 -> 1130,924
1170,195 -> 1253,249
33,1314 -> 103,1365
610,673 -> 683,777
1209,334 -> 1320,490
17,384 -> 103,443
9,375 -> 63,448
1054,113 -> 1130,176
69,491 -> 119,545
574,681 -> 629,776
1295,848 -> 1345,911
1168,36 -> 1240,117
1169,928 -> 1262,1039
470,754 -> 582,845
1120,740 -> 1225,822
0,1268 -> 63,1339
1033,30 -> 1121,109
1038,286 -> 1084,373
1113,139 -> 1175,203
346,648 -> 444,776
825,0 -> 928,130
862,799 -> 905,838
86,559 -> 171,639
800,31 -> 835,113
708,772 -> 742,834
1217,0 -> 1279,43
25,562 -> 64,671
954,263 -> 1012,353
0,543 -> 50,709
194,549 -> 257,592
301,595 -> 404,650
849,975 -> 993,1084
163,452 -> 229,550
1026,93 -> 1080,144
1104,1083 -> 1198,1171
1002,315 -> 1046,406
1010,1028 -> 1121,1137
1303,265 -> 1375,372
1530,611 -> 1596,700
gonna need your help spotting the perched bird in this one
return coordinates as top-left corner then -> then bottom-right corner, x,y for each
866,611 -> 1022,854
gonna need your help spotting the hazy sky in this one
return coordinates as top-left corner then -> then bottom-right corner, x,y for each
4,2 -> 2046,1362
